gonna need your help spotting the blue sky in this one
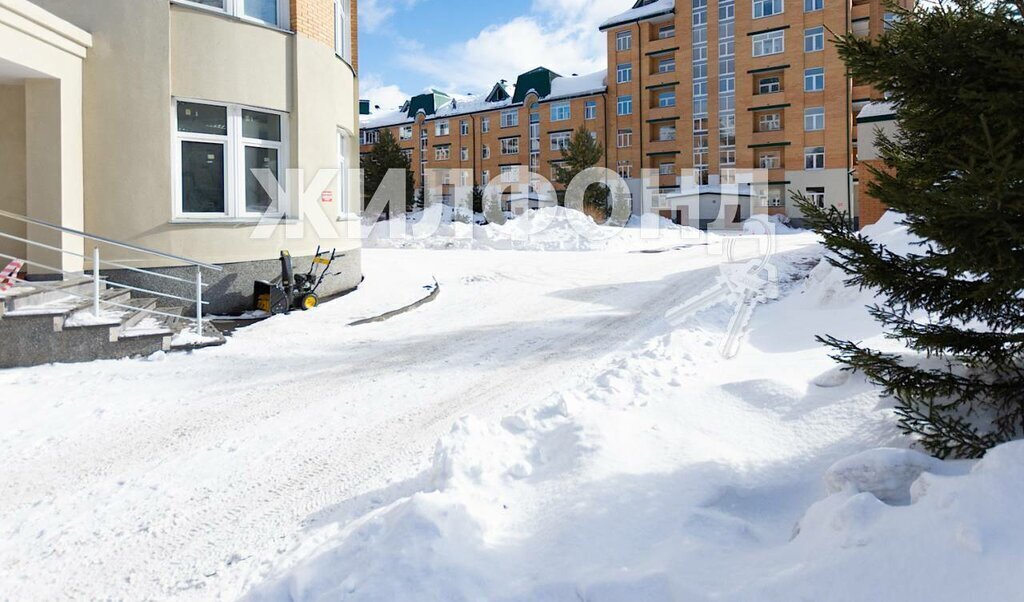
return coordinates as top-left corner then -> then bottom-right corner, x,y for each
358,0 -> 630,111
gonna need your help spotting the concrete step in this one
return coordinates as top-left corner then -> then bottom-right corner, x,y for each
2,289 -> 132,332
2,277 -> 99,313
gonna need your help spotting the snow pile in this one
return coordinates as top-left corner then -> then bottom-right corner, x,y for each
743,213 -> 801,236
246,212 -> 1023,601
364,205 -> 708,252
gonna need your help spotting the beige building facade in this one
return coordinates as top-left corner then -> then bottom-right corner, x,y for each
0,0 -> 362,312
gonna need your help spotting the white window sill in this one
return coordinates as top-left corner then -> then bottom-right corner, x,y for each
170,216 -> 295,225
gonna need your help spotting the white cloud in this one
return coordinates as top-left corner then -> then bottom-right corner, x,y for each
360,0 -> 420,32
395,0 -> 624,94
360,73 -> 411,112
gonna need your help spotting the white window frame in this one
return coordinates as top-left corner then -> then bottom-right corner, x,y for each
658,125 -> 677,141
501,109 -> 519,128
618,95 -> 633,116
805,0 -> 823,11
481,170 -> 490,185
658,91 -> 677,108
758,76 -> 781,94
337,128 -> 352,216
617,129 -> 633,148
585,101 -> 597,120
460,120 -> 469,136
616,63 -> 633,84
807,186 -> 825,208
550,102 -> 571,122
399,125 -> 413,140
758,150 -> 781,169
805,67 -> 825,91
550,131 -> 571,151
752,30 -> 785,56
460,147 -> 469,161
805,146 -> 825,170
500,137 -> 520,155
659,25 -> 676,39
435,145 -> 451,161
435,120 -> 450,136
481,117 -> 490,133
658,57 -> 676,73
616,30 -> 632,52
482,145 -> 491,159
334,0 -> 350,62
753,0 -> 783,19
805,26 -> 824,52
804,107 -> 825,131
177,0 -> 289,29
172,98 -> 289,221
659,162 -> 675,176
759,112 -> 781,131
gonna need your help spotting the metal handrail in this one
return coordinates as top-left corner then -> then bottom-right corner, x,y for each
6,275 -> 190,323
0,209 -> 222,272
0,209 -> 222,336
0,229 -> 206,288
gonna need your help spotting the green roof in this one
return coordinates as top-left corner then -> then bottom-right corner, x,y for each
406,89 -> 451,118
512,67 -> 561,104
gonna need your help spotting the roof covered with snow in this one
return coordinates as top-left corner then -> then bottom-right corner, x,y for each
360,109 -> 413,129
547,70 -> 608,101
600,0 -> 675,30
857,101 -> 897,122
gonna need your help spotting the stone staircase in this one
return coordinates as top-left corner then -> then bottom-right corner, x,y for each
0,277 -> 225,369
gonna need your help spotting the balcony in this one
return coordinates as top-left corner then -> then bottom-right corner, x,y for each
750,91 -> 786,108
645,70 -> 677,88
644,36 -> 678,57
646,105 -> 678,122
646,139 -> 679,156
750,130 -> 788,148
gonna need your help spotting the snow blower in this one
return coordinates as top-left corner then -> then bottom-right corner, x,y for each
254,247 -> 340,314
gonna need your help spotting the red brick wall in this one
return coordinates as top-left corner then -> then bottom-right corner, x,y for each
289,0 -> 358,72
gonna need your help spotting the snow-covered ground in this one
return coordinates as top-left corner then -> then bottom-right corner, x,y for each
1,214 -> 1020,600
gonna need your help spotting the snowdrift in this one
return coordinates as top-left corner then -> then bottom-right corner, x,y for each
362,205 -> 709,252
245,212 -> 1022,602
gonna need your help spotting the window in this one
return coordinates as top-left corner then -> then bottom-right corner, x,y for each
659,162 -> 675,176
720,149 -> 736,165
399,125 -> 413,140
482,145 -> 490,159
752,30 -> 785,56
435,120 -> 450,136
585,101 -> 597,120
805,26 -> 824,52
481,170 -> 490,185
658,91 -> 676,108
807,186 -> 825,208
658,57 -> 676,73
461,147 -> 469,161
481,117 -> 490,133
617,161 -> 632,178
334,0 -> 350,61
757,76 -> 781,94
762,190 -> 783,207
659,125 -> 677,141
184,0 -> 287,27
753,0 -> 783,18
550,131 -> 571,151
460,171 -> 470,187
617,129 -> 633,148
758,150 -> 781,169
805,0 -> 823,11
501,109 -> 519,128
659,25 -> 676,39
618,95 -> 633,116
616,30 -> 632,51
805,146 -> 825,169
435,145 -> 450,160
175,100 -> 287,217
500,137 -> 520,155
758,112 -> 781,131
460,120 -> 469,136
883,11 -> 899,30
360,130 -> 379,145
617,63 -> 633,84
852,18 -> 870,38
550,102 -> 571,122
500,165 -> 521,182
804,107 -> 824,131
804,67 -> 824,91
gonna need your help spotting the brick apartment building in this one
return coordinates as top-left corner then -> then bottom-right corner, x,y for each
359,0 -> 906,226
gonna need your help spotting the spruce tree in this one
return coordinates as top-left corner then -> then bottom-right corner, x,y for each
553,126 -> 609,214
797,0 -> 1024,458
361,129 -> 415,215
